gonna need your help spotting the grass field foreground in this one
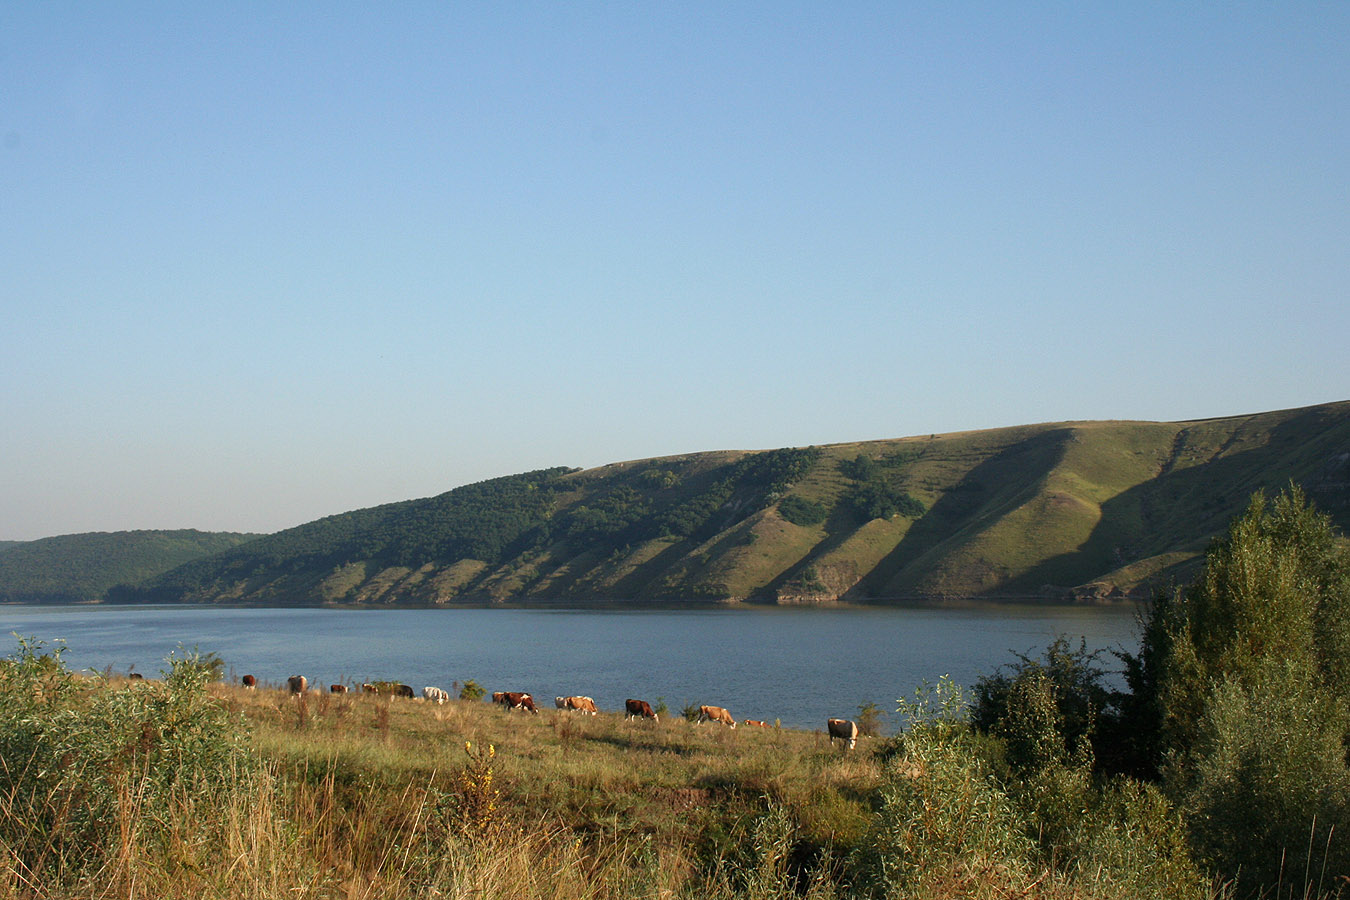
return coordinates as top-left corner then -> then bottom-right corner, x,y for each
0,638 -> 1231,900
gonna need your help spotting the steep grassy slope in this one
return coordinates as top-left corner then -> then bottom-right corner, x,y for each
115,401 -> 1350,605
0,530 -> 262,603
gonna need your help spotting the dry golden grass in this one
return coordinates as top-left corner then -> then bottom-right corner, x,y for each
2,675 -> 1238,900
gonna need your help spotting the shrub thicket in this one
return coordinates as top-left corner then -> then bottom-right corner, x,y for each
778,495 -> 827,527
0,638 -> 253,889
1134,486 -> 1350,895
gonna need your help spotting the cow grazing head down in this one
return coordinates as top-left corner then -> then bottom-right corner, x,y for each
329,684 -> 348,693
625,698 -> 658,722
827,718 -> 859,750
287,675 -> 308,694
241,675 -> 256,689
697,705 -> 735,728
423,686 -> 449,704
559,696 -> 598,715
496,691 -> 537,713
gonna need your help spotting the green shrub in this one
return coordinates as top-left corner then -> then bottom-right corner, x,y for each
1126,486 -> 1350,896
458,678 -> 486,701
777,495 -> 827,527
858,678 -> 1037,897
838,454 -> 877,481
856,701 -> 885,737
972,636 -> 1110,773
847,480 -> 925,522
1181,659 -> 1350,895
0,638 -> 253,883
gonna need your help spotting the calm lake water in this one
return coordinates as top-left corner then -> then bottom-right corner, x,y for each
0,604 -> 1142,731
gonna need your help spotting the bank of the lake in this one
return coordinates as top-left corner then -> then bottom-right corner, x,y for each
0,603 -> 1140,731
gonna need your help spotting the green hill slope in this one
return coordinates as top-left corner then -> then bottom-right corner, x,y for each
0,530 -> 263,603
114,401 -> 1350,606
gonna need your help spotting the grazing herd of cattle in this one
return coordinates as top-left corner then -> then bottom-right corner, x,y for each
239,674 -> 862,748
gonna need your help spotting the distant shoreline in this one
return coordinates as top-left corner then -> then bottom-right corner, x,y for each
4,594 -> 1147,612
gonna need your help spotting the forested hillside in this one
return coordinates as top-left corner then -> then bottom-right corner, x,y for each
0,530 -> 261,603
108,401 -> 1350,606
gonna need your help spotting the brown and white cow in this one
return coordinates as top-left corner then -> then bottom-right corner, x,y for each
241,674 -> 257,689
287,675 -> 308,694
557,696 -> 598,715
423,686 -> 450,704
362,683 -> 378,693
496,691 -> 537,713
743,719 -> 768,728
329,684 -> 348,693
697,705 -> 736,728
625,698 -> 658,722
827,718 -> 859,750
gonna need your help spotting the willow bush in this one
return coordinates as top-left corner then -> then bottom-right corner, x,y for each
0,638 -> 254,889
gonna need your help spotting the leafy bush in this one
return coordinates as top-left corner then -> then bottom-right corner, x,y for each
0,638 -> 253,883
856,701 -> 885,737
1181,659 -> 1350,894
459,678 -> 486,701
972,636 -> 1112,773
858,677 -> 1207,900
1123,485 -> 1350,896
838,454 -> 877,482
858,678 -> 1038,897
777,495 -> 827,527
848,480 -> 925,522
170,643 -> 226,682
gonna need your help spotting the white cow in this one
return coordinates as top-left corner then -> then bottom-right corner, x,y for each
422,686 -> 450,704
827,718 -> 859,750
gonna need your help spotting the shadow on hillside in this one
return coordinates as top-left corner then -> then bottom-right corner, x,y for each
854,429 -> 1076,599
1012,406 -> 1350,595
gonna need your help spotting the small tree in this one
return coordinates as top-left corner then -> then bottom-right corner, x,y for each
856,701 -> 885,737
972,636 -> 1112,771
1127,485 -> 1350,895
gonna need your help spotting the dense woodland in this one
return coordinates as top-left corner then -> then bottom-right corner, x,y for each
0,530 -> 258,604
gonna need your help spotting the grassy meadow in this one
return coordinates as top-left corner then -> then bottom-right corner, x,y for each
3,648 -> 1216,900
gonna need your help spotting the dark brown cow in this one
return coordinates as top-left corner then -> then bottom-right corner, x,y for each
394,683 -> 415,699
496,691 -> 536,713
697,705 -> 736,728
128,672 -> 144,681
241,674 -> 256,689
625,698 -> 658,722
329,684 -> 348,693
287,675 -> 308,694
827,718 -> 859,750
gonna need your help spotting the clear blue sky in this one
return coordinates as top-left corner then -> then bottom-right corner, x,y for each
3,4 -> 1347,541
